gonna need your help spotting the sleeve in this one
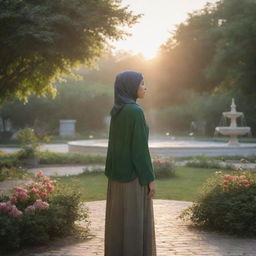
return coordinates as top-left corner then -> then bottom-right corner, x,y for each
131,109 -> 156,185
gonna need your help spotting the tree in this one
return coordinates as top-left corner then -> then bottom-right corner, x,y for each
0,0 -> 141,103
205,0 -> 256,96
155,0 -> 256,107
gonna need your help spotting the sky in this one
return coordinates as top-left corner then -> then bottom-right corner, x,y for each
110,0 -> 217,59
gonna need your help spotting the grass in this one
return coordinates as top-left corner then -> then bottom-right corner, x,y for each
53,166 -> 234,202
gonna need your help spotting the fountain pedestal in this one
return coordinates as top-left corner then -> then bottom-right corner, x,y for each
228,135 -> 239,147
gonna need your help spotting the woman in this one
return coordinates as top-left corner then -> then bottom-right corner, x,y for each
104,70 -> 157,256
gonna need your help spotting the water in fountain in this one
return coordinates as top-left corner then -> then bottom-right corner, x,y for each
214,115 -> 228,137
220,115 -> 228,126
240,113 -> 252,137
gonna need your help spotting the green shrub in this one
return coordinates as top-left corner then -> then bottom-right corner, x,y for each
186,155 -> 234,170
196,155 -> 256,163
0,171 -> 90,254
39,151 -> 106,164
152,158 -> 176,179
16,128 -> 51,159
0,151 -> 22,169
0,166 -> 32,182
178,169 -> 256,237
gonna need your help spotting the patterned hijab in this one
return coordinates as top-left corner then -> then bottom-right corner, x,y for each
110,70 -> 143,117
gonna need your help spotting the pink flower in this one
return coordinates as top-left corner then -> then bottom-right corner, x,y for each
39,192 -> 48,199
33,199 -> 49,210
31,188 -> 39,193
9,205 -> 22,217
25,205 -> 36,213
24,200 -> 49,213
0,201 -> 23,217
14,186 -> 28,193
14,190 -> 29,202
0,202 -> 8,213
35,171 -> 43,178
44,177 -> 51,183
9,196 -> 17,204
46,184 -> 54,193
224,175 -> 232,180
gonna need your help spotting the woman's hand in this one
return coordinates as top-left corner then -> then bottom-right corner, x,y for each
148,180 -> 156,198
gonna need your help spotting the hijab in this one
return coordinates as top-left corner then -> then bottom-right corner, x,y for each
110,70 -> 143,117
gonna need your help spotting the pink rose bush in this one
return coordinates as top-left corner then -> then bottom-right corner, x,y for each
152,157 -> 175,178
0,169 -> 89,253
0,171 -> 56,218
222,173 -> 253,191
179,169 -> 256,237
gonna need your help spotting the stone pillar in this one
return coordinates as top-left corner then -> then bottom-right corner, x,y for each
59,120 -> 76,137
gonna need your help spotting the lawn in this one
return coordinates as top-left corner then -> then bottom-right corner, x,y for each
54,166 -> 234,202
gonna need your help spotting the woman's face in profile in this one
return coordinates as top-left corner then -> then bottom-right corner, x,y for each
137,79 -> 147,99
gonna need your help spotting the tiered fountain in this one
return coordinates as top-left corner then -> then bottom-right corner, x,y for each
67,98 -> 256,156
215,98 -> 251,147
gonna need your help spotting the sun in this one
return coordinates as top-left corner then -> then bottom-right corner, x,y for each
140,47 -> 158,60
111,24 -> 162,60
110,0 -> 217,60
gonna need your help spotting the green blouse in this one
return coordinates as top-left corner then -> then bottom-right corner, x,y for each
104,103 -> 156,186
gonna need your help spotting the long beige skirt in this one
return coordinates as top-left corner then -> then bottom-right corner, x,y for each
104,176 -> 157,256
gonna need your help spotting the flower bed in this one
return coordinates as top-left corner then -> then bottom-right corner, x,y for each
185,155 -> 234,170
178,169 -> 256,237
0,171 -> 90,254
152,157 -> 176,179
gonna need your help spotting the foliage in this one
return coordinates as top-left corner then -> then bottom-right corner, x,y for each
186,155 -> 234,170
0,157 -> 19,169
0,150 -> 106,181
0,171 -> 90,253
0,166 -> 31,182
210,154 -> 256,163
178,169 -> 256,237
0,0 -> 141,103
156,0 -> 256,107
39,151 -> 106,165
0,80 -> 113,135
16,127 -> 51,159
152,157 -> 176,179
151,90 -> 256,136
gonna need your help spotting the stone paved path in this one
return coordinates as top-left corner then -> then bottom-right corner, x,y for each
7,199 -> 256,256
28,165 -> 104,177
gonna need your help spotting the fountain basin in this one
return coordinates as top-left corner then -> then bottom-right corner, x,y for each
223,111 -> 243,119
68,138 -> 256,157
215,127 -> 251,136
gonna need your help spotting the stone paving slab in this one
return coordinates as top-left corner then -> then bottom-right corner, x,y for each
7,199 -> 256,256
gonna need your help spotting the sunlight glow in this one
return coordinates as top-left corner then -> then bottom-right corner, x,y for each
111,0 -> 217,59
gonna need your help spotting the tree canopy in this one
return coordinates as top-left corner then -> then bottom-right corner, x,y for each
0,0 -> 141,103
155,0 -> 256,106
